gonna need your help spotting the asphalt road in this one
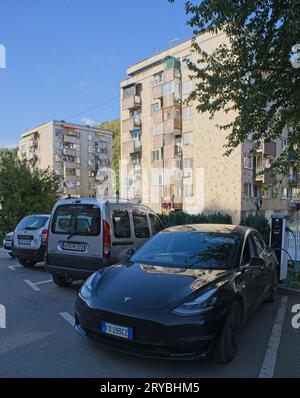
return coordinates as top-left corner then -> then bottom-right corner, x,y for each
0,250 -> 299,378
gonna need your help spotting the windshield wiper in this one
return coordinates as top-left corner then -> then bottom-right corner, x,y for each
67,231 -> 81,240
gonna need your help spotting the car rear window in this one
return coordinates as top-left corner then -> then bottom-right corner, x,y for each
112,210 -> 131,239
52,204 -> 101,236
18,216 -> 49,231
132,211 -> 150,238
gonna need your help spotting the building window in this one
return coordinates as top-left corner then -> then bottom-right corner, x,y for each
152,149 -> 163,162
153,173 -> 164,186
183,185 -> 193,197
183,158 -> 193,178
182,54 -> 192,68
153,72 -> 163,86
183,132 -> 193,146
182,105 -> 193,121
244,183 -> 252,198
244,154 -> 252,169
151,102 -> 161,114
123,85 -> 135,98
282,138 -> 288,150
123,177 -> 133,187
253,185 -> 259,198
182,80 -> 193,95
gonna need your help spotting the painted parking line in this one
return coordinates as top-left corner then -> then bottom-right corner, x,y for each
24,278 -> 53,292
8,264 -> 22,271
60,312 -> 75,327
259,295 -> 289,378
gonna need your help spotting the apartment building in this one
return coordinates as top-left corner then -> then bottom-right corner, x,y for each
120,32 -> 300,224
18,121 -> 112,198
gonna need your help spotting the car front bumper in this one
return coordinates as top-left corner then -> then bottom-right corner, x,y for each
74,296 -> 224,360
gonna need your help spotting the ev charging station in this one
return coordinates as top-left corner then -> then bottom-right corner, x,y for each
269,213 -> 290,282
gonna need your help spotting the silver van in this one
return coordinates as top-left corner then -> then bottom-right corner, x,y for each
12,214 -> 51,267
46,198 -> 164,287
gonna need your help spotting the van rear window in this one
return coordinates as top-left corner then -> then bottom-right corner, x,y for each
52,204 -> 101,236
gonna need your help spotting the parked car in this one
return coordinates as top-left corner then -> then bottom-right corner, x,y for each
3,232 -> 14,257
75,224 -> 278,364
46,198 -> 164,287
12,214 -> 51,267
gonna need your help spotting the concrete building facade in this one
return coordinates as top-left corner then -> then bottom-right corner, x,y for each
18,121 -> 112,198
120,32 -> 300,223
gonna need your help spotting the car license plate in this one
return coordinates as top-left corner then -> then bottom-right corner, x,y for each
18,239 -> 31,245
62,242 -> 86,252
101,321 -> 133,340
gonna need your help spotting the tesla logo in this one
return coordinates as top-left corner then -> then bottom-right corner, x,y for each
0,305 -> 6,328
291,304 -> 300,329
290,44 -> 300,69
123,297 -> 132,303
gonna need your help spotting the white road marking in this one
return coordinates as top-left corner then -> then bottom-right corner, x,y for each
8,264 -> 22,271
259,295 -> 289,378
24,278 -> 53,291
35,279 -> 53,286
24,279 -> 40,291
60,312 -> 75,327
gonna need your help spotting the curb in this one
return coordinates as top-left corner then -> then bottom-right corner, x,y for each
278,285 -> 300,296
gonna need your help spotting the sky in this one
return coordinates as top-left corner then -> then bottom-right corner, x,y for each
0,0 -> 191,148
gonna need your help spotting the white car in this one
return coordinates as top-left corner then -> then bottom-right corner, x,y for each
3,232 -> 14,257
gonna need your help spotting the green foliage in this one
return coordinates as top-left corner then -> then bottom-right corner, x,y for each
170,0 -> 300,175
0,149 -> 59,239
240,213 -> 270,243
158,211 -> 232,228
97,120 -> 120,193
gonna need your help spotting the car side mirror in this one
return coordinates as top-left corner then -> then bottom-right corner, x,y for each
126,248 -> 135,261
249,257 -> 266,268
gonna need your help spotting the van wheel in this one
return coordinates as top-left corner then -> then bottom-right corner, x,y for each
213,301 -> 243,364
18,259 -> 36,268
52,274 -> 72,287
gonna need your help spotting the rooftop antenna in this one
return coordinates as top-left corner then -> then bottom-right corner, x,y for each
170,38 -> 179,48
153,47 -> 160,55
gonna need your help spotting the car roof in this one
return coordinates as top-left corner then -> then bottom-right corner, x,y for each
53,198 -> 156,213
162,224 -> 251,236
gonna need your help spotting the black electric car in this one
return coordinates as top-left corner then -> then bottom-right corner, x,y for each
75,224 -> 278,363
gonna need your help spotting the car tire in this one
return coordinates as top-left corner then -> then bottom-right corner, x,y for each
18,258 -> 37,268
52,274 -> 72,288
9,253 -> 15,258
266,271 -> 278,303
214,301 -> 243,364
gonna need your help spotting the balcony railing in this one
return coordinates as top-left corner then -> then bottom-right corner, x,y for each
122,95 -> 141,111
256,142 -> 276,157
255,167 -> 275,185
152,84 -> 163,100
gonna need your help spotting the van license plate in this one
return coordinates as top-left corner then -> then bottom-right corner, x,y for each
62,242 -> 86,252
101,322 -> 133,340
18,239 -> 31,245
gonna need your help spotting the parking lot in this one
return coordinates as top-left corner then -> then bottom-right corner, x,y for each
0,249 -> 299,378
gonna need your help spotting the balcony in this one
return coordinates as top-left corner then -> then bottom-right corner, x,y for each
163,67 -> 180,83
256,142 -> 276,157
163,93 -> 181,108
63,135 -> 79,144
288,175 -> 298,186
164,118 -> 182,133
164,144 -> 182,159
63,147 -> 77,156
122,140 -> 142,155
122,95 -> 141,111
153,134 -> 164,149
255,168 -> 276,185
152,84 -> 163,100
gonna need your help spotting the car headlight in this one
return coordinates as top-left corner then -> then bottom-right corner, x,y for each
80,274 -> 97,299
172,288 -> 218,316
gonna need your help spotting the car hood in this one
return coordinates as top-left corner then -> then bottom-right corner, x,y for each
95,262 -> 230,310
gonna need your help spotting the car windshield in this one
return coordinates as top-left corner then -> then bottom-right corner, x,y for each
131,231 -> 240,270
51,204 -> 101,236
18,216 -> 48,231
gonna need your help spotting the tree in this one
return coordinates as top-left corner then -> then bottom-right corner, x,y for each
97,120 -> 120,192
0,149 -> 59,237
170,0 -> 300,176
